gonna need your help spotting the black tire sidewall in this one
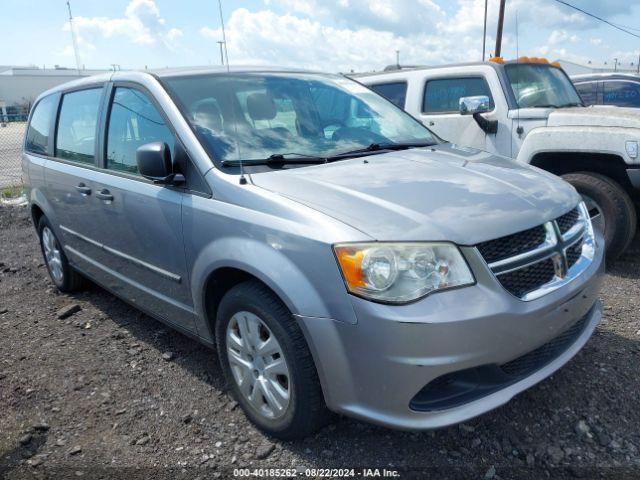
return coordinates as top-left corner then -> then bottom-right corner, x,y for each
563,172 -> 636,261
215,284 -> 302,436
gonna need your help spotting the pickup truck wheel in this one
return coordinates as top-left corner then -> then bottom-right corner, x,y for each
37,216 -> 85,292
562,172 -> 637,261
215,280 -> 329,440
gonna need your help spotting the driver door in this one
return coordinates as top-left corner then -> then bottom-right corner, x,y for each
418,76 -> 493,150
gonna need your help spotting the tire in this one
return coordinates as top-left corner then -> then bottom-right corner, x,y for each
562,172 -> 637,261
215,280 -> 329,440
37,216 -> 84,292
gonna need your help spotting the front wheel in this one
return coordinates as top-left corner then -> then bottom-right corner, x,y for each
562,172 -> 637,261
215,280 -> 329,440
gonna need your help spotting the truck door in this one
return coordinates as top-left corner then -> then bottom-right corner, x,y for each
418,76 -> 494,150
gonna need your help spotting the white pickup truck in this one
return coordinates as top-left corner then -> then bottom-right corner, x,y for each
356,59 -> 640,260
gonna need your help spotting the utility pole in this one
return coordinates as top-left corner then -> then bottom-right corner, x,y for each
494,0 -> 506,58
217,41 -> 225,65
482,0 -> 488,61
66,1 -> 82,74
396,50 -> 400,68
614,58 -> 618,72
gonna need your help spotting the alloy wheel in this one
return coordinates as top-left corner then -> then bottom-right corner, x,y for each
226,311 -> 291,419
42,226 -> 64,284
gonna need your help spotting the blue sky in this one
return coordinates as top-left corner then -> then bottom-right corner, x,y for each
3,0 -> 640,72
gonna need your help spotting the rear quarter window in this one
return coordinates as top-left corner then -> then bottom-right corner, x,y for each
25,95 -> 57,155
423,77 -> 494,114
603,81 -> 640,107
369,82 -> 408,108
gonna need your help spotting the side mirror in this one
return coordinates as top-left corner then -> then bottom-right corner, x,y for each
459,95 -> 491,115
136,142 -> 184,185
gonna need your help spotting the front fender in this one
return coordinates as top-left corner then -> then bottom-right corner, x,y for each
517,125 -> 635,165
190,236 -> 358,341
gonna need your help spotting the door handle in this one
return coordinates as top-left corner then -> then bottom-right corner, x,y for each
95,189 -> 114,202
75,183 -> 91,196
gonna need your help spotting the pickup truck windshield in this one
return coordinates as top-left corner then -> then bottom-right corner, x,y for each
505,64 -> 583,109
162,73 -> 436,165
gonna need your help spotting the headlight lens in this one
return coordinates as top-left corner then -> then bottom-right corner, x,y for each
334,242 -> 475,303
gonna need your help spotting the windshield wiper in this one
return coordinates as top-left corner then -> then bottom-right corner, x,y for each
221,152 -> 327,167
326,141 -> 435,161
532,102 -> 582,109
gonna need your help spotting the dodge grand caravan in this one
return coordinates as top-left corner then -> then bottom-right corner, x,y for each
22,67 -> 604,439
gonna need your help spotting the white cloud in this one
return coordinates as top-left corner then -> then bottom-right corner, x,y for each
63,0 -> 182,52
200,8 -> 484,72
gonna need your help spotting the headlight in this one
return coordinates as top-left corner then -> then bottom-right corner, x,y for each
333,242 -> 475,304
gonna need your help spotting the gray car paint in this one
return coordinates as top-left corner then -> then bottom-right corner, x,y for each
23,68 -> 603,430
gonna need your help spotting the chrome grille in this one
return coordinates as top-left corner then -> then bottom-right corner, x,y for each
476,203 -> 595,301
476,225 -> 547,264
556,207 -> 580,235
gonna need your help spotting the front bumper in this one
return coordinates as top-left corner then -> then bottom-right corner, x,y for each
298,231 -> 605,430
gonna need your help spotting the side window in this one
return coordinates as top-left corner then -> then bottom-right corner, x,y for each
603,81 -> 640,107
106,87 -> 175,174
25,95 -> 57,154
369,82 -> 408,108
423,77 -> 494,114
575,82 -> 597,106
55,88 -> 102,164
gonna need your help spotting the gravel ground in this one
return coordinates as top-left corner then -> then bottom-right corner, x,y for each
1,204 -> 639,480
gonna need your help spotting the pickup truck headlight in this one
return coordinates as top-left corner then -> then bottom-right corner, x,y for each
333,242 -> 475,304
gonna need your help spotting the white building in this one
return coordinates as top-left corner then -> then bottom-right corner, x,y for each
557,59 -> 640,76
0,66 -> 108,113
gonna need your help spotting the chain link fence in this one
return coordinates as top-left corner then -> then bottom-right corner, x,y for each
0,114 -> 27,191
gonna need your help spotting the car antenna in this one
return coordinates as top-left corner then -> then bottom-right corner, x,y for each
217,0 -> 247,185
515,10 -> 521,138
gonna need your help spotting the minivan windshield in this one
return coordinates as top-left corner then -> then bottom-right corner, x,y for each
162,73 -> 436,165
505,64 -> 583,109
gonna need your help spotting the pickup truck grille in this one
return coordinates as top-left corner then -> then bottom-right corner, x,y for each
476,204 -> 594,301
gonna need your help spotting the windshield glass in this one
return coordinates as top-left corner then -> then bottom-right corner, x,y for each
505,64 -> 583,108
162,73 -> 436,164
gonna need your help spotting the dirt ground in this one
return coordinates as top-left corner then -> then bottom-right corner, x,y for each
1,204 -> 639,480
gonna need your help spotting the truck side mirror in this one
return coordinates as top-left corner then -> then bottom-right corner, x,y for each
459,96 -> 498,135
459,96 -> 491,115
136,142 -> 185,185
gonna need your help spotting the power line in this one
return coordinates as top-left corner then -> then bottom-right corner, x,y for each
552,0 -> 640,40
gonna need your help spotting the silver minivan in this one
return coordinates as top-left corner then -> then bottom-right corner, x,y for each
23,67 -> 604,439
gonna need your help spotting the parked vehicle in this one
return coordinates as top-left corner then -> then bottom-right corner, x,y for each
356,59 -> 640,261
572,73 -> 640,108
23,67 -> 604,439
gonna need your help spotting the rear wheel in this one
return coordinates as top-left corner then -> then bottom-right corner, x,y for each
215,280 -> 329,440
562,172 -> 637,261
37,216 -> 84,292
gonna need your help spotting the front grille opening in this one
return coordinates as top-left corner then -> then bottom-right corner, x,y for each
566,238 -> 584,270
410,311 -> 591,412
556,208 -> 580,235
476,225 -> 547,264
496,258 -> 556,298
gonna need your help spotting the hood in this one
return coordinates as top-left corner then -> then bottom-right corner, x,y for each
250,145 -> 581,245
547,105 -> 640,129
